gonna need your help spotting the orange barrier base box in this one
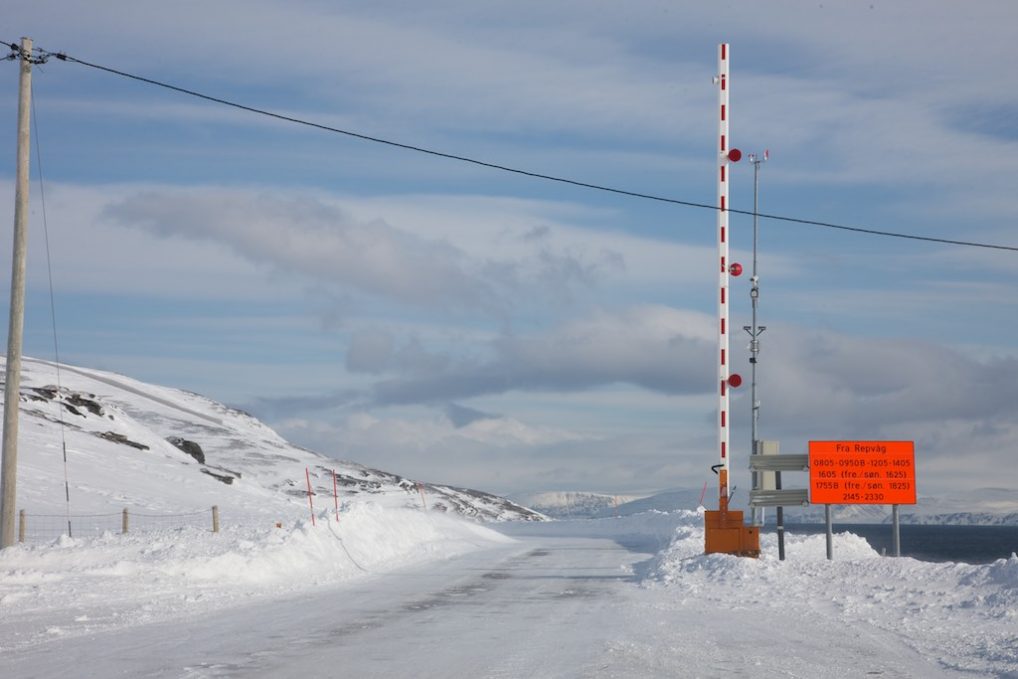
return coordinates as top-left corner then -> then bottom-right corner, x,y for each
704,510 -> 760,557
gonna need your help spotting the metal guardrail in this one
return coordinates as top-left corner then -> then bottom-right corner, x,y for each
749,488 -> 810,507
749,454 -> 809,471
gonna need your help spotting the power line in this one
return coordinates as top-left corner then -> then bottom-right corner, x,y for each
53,50 -> 716,207
30,78 -> 75,537
6,40 -> 1018,253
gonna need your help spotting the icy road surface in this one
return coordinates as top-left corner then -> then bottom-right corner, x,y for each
2,518 -> 978,679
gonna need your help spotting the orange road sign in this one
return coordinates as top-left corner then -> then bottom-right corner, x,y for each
808,441 -> 916,505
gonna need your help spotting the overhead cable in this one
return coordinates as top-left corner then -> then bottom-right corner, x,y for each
5,40 -> 1017,253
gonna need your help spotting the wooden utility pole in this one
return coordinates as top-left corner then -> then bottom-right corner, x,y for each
1,37 -> 33,549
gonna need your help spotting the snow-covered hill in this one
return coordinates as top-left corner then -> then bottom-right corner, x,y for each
511,491 -> 646,519
3,357 -> 544,529
776,487 -> 1018,525
597,488 -> 708,518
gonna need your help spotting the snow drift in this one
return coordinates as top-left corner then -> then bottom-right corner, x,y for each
0,503 -> 512,652
646,511 -> 1018,676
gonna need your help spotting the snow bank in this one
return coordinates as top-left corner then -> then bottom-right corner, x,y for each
0,502 -> 511,652
647,511 -> 1018,675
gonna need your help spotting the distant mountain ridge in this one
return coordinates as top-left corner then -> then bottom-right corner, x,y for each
511,491 -> 647,519
5,357 -> 544,523
520,487 -> 1018,526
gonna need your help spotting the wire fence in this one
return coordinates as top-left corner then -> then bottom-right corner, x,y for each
17,506 -> 220,543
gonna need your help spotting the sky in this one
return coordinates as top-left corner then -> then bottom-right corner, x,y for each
2,0 -> 1017,500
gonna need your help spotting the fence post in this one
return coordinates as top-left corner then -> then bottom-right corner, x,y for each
18,509 -> 25,543
332,469 -> 340,523
122,508 -> 129,534
212,505 -> 220,533
305,467 -> 316,526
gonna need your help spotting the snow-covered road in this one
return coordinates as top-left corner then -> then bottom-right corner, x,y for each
5,534 -> 647,678
3,516 -> 987,679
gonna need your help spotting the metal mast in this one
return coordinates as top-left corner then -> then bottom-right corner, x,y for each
745,151 -> 767,526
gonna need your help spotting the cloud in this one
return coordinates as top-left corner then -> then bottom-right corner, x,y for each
243,304 -> 715,420
0,182 -> 281,301
761,328 -> 1018,432
285,321 -> 1018,494
10,1 -> 1018,238
281,408 -> 585,457
18,1 -> 1018,210
99,187 -> 653,317
346,329 -> 458,380
444,402 -> 499,428
258,304 -> 1018,436
335,193 -> 719,288
103,188 -> 500,312
5,181 -> 687,311
275,406 -> 709,495
366,305 -> 716,406
726,328 -> 1018,493
344,328 -> 397,375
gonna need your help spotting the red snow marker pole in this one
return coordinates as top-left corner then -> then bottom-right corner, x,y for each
305,467 -> 316,526
332,469 -> 340,523
416,481 -> 428,511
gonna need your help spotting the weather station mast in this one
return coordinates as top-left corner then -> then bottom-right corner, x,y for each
745,150 -> 768,528
703,43 -> 760,557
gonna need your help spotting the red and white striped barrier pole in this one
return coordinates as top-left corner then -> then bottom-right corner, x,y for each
704,44 -> 757,557
716,42 -> 743,514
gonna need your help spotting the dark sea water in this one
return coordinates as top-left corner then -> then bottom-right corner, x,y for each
767,523 -> 1018,564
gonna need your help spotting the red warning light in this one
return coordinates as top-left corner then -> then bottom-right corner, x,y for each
727,148 -> 742,162
728,374 -> 743,388
729,262 -> 743,277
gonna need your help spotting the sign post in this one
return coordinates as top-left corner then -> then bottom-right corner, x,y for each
892,504 -> 901,557
825,504 -> 833,561
809,441 -> 916,560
